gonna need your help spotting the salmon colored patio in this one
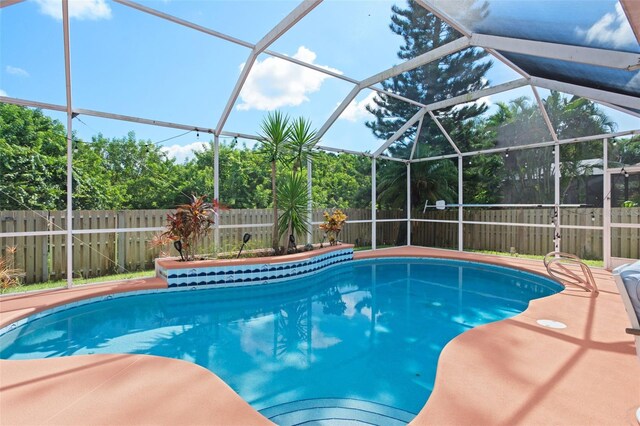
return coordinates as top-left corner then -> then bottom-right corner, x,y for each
1,247 -> 638,425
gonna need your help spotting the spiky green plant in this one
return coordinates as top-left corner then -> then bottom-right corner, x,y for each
286,116 -> 319,173
259,111 -> 291,253
277,172 -> 310,244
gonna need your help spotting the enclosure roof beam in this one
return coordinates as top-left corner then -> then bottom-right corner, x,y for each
367,88 -> 427,108
531,85 -> 559,143
0,95 -> 218,134
315,145 -> 373,157
373,108 -> 427,157
424,78 -> 528,112
312,38 -> 469,140
0,0 -> 24,8
359,37 -> 470,87
116,0 -> 425,128
0,95 -> 269,143
597,101 -> 640,119
74,108 -> 217,134
0,96 -> 66,112
113,0 -> 253,48
427,111 -> 462,155
254,0 -> 322,54
317,86 -> 362,139
215,0 -> 322,135
415,0 -> 531,79
530,77 -> 640,110
409,116 -> 425,160
373,78 -> 527,158
412,128 -> 640,162
215,51 -> 258,136
411,153 -> 459,163
471,33 -> 640,71
264,49 -> 357,84
265,51 -> 428,108
485,48 -> 531,79
413,0 -> 471,37
377,154 -> 409,163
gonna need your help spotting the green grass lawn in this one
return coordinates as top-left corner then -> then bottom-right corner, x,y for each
468,250 -> 604,267
2,270 -> 155,295
353,245 -> 395,251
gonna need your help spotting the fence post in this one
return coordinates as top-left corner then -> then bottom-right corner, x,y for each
372,158 -> 377,250
41,212 -> 49,281
117,211 -> 125,273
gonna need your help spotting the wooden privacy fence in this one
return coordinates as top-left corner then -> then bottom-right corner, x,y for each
1,208 -> 638,284
411,207 -> 639,260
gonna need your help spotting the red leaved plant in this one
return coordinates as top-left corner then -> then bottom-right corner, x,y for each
158,195 -> 222,261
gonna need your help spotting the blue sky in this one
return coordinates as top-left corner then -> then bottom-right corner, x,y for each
1,0 -> 638,162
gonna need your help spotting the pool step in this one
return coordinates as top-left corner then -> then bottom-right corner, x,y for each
259,398 -> 416,426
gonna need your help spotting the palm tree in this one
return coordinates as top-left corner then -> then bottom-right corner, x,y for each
259,111 -> 291,253
483,92 -> 615,203
283,117 -> 319,243
286,116 -> 319,173
543,91 -> 616,139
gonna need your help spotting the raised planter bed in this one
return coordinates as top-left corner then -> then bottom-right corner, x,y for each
155,244 -> 354,288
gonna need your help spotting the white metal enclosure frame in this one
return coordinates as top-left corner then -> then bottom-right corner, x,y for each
0,0 -> 638,287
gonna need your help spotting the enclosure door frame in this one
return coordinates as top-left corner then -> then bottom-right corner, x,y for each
604,165 -> 640,270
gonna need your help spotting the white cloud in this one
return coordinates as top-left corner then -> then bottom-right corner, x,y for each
161,141 -> 208,164
34,0 -> 112,21
575,3 -> 635,49
0,89 -> 7,97
237,46 -> 342,111
6,66 -> 29,77
339,91 -> 377,122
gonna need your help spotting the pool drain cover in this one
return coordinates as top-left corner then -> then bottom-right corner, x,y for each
536,319 -> 567,329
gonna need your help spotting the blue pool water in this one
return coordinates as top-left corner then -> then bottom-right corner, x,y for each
0,258 -> 561,423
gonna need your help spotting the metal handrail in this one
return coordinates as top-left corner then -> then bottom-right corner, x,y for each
544,251 -> 599,295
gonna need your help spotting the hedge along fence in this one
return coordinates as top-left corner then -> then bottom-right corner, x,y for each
0,208 -> 637,284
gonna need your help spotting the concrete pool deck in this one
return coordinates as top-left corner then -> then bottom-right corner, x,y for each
1,247 -> 638,425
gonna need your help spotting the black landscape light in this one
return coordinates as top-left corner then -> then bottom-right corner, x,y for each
622,166 -> 629,178
289,234 -> 296,250
173,240 -> 184,261
237,233 -> 252,258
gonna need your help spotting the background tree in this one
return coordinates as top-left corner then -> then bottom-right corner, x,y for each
366,0 -> 492,210
0,104 -> 67,210
472,92 -> 616,204
179,141 -> 271,209
611,135 -> 640,166
311,152 -> 371,209
89,132 -> 180,209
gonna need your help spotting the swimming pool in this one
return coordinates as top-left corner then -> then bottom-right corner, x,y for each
0,258 -> 561,424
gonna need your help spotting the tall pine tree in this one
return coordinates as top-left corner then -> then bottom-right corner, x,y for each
367,0 -> 492,211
